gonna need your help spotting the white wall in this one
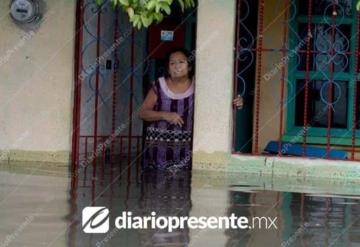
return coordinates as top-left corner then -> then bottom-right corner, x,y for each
0,0 -> 76,162
193,0 -> 236,164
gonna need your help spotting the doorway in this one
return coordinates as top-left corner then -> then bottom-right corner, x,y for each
72,0 -> 197,169
233,0 -> 258,153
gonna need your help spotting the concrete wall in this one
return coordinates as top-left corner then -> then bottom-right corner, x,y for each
0,0 -> 76,163
192,0 -> 237,167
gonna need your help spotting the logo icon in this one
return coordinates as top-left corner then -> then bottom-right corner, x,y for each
82,207 -> 109,233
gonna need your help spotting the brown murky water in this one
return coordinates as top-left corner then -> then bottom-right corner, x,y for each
0,162 -> 359,247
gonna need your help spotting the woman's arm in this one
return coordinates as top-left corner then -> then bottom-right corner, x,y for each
138,88 -> 184,126
138,88 -> 164,121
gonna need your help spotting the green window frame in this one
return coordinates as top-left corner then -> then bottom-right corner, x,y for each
283,0 -> 360,146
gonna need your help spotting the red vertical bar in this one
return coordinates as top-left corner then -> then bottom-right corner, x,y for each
91,176 -> 96,205
351,12 -> 360,160
83,162 -> 88,186
125,177 -> 131,210
101,137 -> 105,182
136,136 -> 140,176
232,0 -> 242,153
254,0 -> 265,154
84,136 -> 88,162
120,136 -> 123,163
127,29 -> 135,169
278,0 -> 290,155
93,6 -> 102,172
68,165 -> 79,247
111,10 -> 120,164
300,193 -> 304,221
326,1 -> 336,158
302,0 -> 313,156
92,137 -> 97,179
102,136 -> 106,165
71,0 -> 84,170
109,166 -> 114,213
300,193 -> 305,246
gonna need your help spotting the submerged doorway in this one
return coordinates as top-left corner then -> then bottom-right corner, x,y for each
233,0 -> 258,154
71,0 -> 197,169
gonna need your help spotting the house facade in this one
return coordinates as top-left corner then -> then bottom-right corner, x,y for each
1,0 -> 360,180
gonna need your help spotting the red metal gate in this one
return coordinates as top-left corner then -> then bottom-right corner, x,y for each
72,0 -> 146,172
233,0 -> 360,161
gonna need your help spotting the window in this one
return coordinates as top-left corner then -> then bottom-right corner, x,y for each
284,0 -> 360,145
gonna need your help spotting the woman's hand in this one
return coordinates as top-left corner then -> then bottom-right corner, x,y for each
233,94 -> 244,109
162,112 -> 184,127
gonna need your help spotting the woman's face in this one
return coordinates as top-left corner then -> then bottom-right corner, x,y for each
168,52 -> 190,79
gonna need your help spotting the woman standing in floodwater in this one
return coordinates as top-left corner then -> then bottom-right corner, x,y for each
139,48 -> 243,170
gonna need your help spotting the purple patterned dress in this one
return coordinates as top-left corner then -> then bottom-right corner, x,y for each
143,77 -> 195,170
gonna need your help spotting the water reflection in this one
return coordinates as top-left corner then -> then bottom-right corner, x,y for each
138,170 -> 191,246
67,165 -> 192,247
65,163 -> 360,247
1,163 -> 360,246
225,185 -> 360,247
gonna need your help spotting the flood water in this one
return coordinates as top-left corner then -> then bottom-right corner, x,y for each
0,162 -> 359,247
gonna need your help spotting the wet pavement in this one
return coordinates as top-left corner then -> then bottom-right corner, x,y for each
0,162 -> 360,247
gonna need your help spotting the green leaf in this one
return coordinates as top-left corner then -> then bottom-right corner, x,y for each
162,4 -> 171,15
184,0 -> 195,8
110,0 -> 117,8
119,0 -> 129,6
155,3 -> 162,13
133,14 -> 140,22
158,15 -> 164,22
153,12 -> 162,21
137,20 -> 142,29
109,0 -> 194,28
132,17 -> 139,27
141,15 -> 153,27
126,7 -> 135,18
177,0 -> 184,11
160,0 -> 172,5
357,0 -> 360,11
146,0 -> 156,10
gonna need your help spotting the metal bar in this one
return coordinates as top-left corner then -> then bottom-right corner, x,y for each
300,193 -> 305,246
93,5 -> 102,171
136,136 -> 141,176
351,11 -> 360,160
92,137 -> 97,179
325,1 -> 336,158
254,0 -> 265,154
250,48 -> 358,56
120,136 -> 123,163
80,135 -> 142,138
111,9 -> 120,164
302,0 -> 313,156
300,193 -> 304,221
102,136 -> 106,166
91,177 -> 96,205
232,0 -> 242,153
68,164 -> 79,246
278,0 -> 290,155
84,136 -> 88,163
101,138 -> 105,181
127,29 -> 135,170
71,0 -> 85,170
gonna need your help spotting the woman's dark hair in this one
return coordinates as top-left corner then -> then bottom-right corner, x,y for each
164,47 -> 195,79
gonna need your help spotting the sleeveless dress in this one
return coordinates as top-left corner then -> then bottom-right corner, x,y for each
143,77 -> 195,170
